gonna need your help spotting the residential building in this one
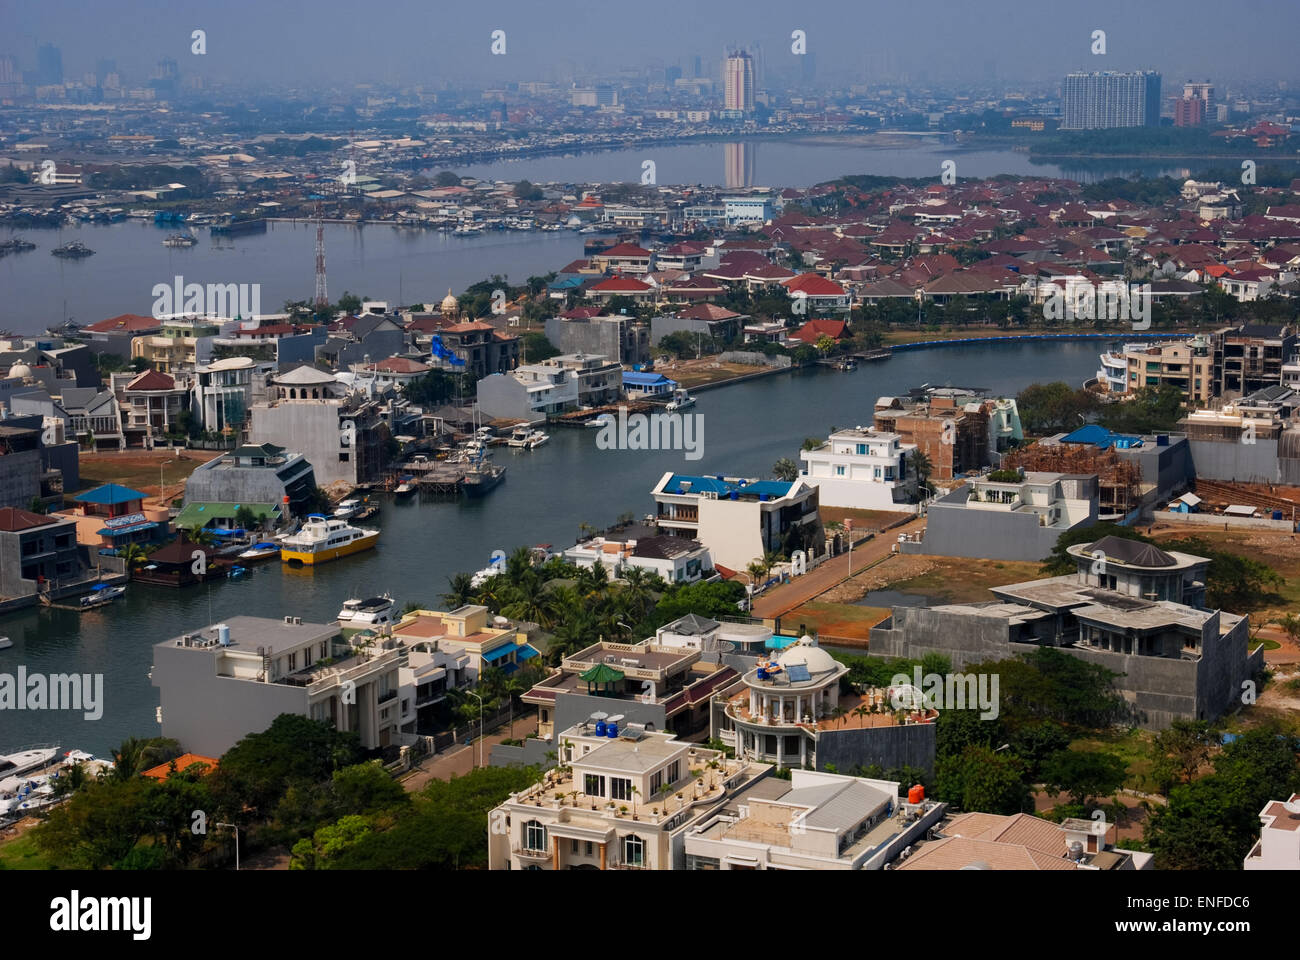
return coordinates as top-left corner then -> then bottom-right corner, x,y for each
130,317 -> 222,373
152,616 -> 403,757
1061,71 -> 1162,129
650,473 -> 823,571
192,357 -> 270,435
545,314 -> 650,366
58,482 -> 168,552
684,769 -> 948,870
1218,323 -> 1295,397
871,535 -> 1263,729
390,605 -> 538,683
563,533 -> 713,584
650,305 -> 747,344
1243,794 -> 1300,870
520,637 -> 738,743
115,369 -> 189,441
62,387 -> 125,450
1179,386 -> 1300,485
249,367 -> 389,487
179,441 -> 314,525
873,390 -> 998,481
897,811 -> 1153,870
488,724 -> 759,870
82,313 -> 162,359
798,427 -> 920,511
427,321 -> 520,379
907,471 -> 1098,562
0,507 -> 99,609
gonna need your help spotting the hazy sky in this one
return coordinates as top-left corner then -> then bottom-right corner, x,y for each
5,0 -> 1296,90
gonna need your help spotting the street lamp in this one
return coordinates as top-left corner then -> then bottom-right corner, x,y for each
468,690 -> 484,769
215,822 -> 240,870
159,458 -> 175,507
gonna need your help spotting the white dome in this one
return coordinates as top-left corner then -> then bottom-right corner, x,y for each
440,288 -> 458,312
6,363 -> 32,380
778,642 -> 837,676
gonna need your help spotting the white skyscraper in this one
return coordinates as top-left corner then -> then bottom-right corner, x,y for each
724,52 -> 755,112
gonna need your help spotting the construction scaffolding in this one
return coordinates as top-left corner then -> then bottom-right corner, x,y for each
1003,442 -> 1143,518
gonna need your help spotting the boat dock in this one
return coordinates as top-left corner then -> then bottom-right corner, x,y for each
388,461 -> 472,495
550,400 -> 655,427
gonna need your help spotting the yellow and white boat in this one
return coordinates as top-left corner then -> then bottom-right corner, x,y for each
279,515 -> 379,566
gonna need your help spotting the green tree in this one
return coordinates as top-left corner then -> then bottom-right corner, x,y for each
934,744 -> 1032,815
1150,719 -> 1216,793
772,457 -> 799,482
1040,750 -> 1127,806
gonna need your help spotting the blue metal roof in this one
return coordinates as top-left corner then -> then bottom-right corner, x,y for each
483,644 -> 517,663
97,520 -> 159,537
623,371 -> 676,387
75,483 -> 147,505
516,644 -> 540,660
666,475 -> 793,499
1060,424 -> 1142,450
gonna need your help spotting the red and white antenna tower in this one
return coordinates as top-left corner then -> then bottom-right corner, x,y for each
313,200 -> 328,310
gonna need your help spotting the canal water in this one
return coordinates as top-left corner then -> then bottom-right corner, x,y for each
0,339 -> 1104,754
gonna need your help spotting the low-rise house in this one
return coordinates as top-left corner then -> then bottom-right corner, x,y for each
897,811 -> 1154,870
390,605 -> 538,683
907,470 -> 1098,562
180,441 -> 314,522
684,769 -> 947,870
488,724 -> 759,870
0,506 -> 99,608
1243,793 -> 1300,870
115,369 -> 189,442
871,535 -> 1262,729
58,483 -> 168,552
650,472 -> 823,571
798,427 -> 919,511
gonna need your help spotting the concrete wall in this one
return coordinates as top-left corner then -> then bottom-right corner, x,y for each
816,722 -> 937,775
152,645 -> 310,756
1162,512 -> 1295,531
250,403 -> 354,487
906,487 -> 1094,562
491,737 -> 554,768
1186,437 -> 1300,486
0,448 -> 41,509
1118,437 -> 1193,502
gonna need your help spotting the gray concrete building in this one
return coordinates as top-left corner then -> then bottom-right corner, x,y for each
545,314 -> 649,366
871,535 -> 1263,729
181,442 -> 317,519
152,616 -> 403,757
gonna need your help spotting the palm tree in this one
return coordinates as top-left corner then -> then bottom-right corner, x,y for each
760,550 -> 784,583
616,566 -> 657,622
772,457 -> 799,482
187,526 -> 216,548
443,572 -> 476,609
119,543 -> 149,569
746,560 -> 767,589
853,704 -> 871,726
501,675 -> 526,736
912,450 -> 933,495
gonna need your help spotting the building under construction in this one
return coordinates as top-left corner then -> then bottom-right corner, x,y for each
1002,442 -> 1142,519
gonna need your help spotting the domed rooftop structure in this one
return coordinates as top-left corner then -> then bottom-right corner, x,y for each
440,288 -> 459,316
1080,535 -> 1177,568
6,362 -> 32,380
777,637 -> 838,676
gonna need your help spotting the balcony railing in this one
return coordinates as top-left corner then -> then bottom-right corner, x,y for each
511,845 -> 551,860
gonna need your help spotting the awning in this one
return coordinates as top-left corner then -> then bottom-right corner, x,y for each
516,644 -> 540,661
482,644 -> 517,663
98,520 -> 159,537
579,663 -> 624,684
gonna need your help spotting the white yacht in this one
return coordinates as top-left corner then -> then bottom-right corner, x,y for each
524,430 -> 549,449
279,515 -> 379,566
0,637 -> 11,650
333,498 -> 362,520
0,745 -> 60,783
665,388 -> 696,411
507,425 -> 533,447
337,594 -> 397,628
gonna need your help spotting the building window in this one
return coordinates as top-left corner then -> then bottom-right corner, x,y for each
584,773 -> 605,797
524,820 -> 547,852
610,777 -> 632,801
650,770 -> 664,795
835,465 -> 845,477
686,854 -> 720,870
622,834 -> 645,867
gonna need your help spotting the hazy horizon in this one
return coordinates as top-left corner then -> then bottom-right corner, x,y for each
5,0 -> 1297,92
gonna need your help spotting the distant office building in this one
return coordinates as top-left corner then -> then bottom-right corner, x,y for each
724,52 -> 755,113
1061,71 -> 1161,129
36,43 -> 63,86
1174,96 -> 1204,127
1183,81 -> 1215,118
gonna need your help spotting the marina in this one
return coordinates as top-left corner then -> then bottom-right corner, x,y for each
0,340 -> 1100,755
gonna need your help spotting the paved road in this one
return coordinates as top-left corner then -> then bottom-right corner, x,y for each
401,715 -> 534,791
751,517 -> 926,620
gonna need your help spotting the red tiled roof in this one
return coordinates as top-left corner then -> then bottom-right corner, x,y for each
85,313 -> 159,334
590,275 -> 651,292
125,369 -> 177,392
0,507 -> 60,532
783,273 -> 845,296
599,243 -> 652,258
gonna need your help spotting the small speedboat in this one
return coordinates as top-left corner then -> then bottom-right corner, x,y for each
333,499 -> 362,520
80,583 -> 125,607
0,637 -> 11,650
394,477 -> 417,498
226,565 -> 248,579
585,413 -> 615,429
524,430 -> 549,449
237,541 -> 280,562
665,389 -> 695,411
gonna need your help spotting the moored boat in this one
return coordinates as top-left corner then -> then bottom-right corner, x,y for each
337,593 -> 396,628
79,583 -> 125,607
237,541 -> 280,562
279,515 -> 379,565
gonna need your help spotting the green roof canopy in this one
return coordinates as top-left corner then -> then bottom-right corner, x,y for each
174,502 -> 279,529
579,663 -> 625,684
